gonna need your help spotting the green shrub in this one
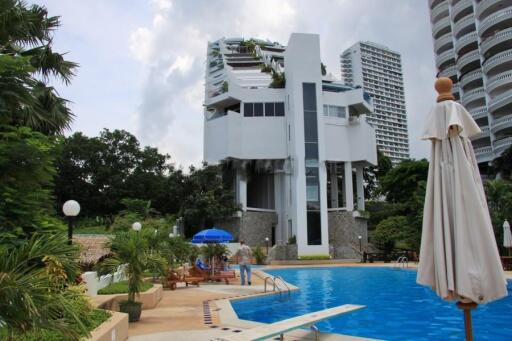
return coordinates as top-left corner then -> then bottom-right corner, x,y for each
261,64 -> 272,73
287,235 -> 296,245
270,71 -> 285,88
371,215 -> 408,253
98,281 -> 152,295
298,255 -> 330,260
252,246 -> 266,265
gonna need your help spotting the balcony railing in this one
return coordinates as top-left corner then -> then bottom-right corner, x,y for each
461,87 -> 485,107
455,31 -> 477,54
433,15 -> 452,38
480,27 -> 512,56
432,1 -> 450,23
439,64 -> 457,78
479,8 -> 512,36
456,50 -> 480,71
453,13 -> 475,38
492,114 -> 512,134
487,70 -> 512,95
436,49 -> 456,68
452,0 -> 473,21
493,136 -> 512,155
474,145 -> 494,162
476,0 -> 501,20
489,89 -> 512,113
460,68 -> 482,90
435,32 -> 453,53
483,49 -> 512,75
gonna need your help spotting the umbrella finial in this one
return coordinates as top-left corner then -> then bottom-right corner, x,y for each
435,77 -> 455,102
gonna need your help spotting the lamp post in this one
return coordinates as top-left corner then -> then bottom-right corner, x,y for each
358,235 -> 362,252
265,237 -> 270,254
132,222 -> 142,233
63,200 -> 80,245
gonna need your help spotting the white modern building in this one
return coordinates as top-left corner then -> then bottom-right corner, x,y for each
428,0 -> 512,167
203,33 -> 377,258
341,42 -> 410,164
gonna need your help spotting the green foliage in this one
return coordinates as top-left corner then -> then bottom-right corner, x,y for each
120,198 -> 157,219
181,164 -> 240,236
321,62 -> 326,76
491,145 -> 512,179
270,71 -> 285,88
485,179 -> 512,253
252,246 -> 266,264
96,231 -> 167,302
364,149 -> 393,200
240,39 -> 257,53
163,236 -> 194,267
287,235 -> 296,245
0,0 -> 77,135
0,233 -> 96,339
380,159 -> 429,203
371,216 -> 408,253
98,281 -> 152,295
261,64 -> 272,73
201,243 -> 230,261
221,81 -> 228,93
0,126 -> 64,240
298,255 -> 330,260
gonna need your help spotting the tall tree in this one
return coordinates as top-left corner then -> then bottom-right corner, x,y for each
0,0 -> 77,134
380,159 -> 429,203
491,145 -> 512,180
364,148 -> 393,200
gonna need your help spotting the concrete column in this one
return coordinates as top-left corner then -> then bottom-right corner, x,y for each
236,168 -> 247,211
344,162 -> 354,211
355,165 -> 365,211
330,163 -> 339,208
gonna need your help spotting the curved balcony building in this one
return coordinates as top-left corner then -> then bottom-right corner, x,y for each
429,0 -> 512,164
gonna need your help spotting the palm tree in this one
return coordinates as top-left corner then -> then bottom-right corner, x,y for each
0,233 -> 88,340
96,231 -> 167,322
0,0 -> 78,135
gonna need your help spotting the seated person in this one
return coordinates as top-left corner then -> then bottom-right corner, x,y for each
195,258 -> 210,270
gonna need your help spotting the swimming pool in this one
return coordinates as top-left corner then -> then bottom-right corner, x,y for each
231,267 -> 512,340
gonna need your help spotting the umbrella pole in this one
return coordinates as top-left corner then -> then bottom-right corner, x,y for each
457,301 -> 477,341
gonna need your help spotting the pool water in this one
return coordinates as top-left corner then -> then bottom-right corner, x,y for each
231,267 -> 512,340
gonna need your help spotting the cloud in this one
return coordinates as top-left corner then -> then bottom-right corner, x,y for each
131,0 -> 436,167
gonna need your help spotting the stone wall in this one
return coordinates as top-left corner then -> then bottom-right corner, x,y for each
218,210 -> 277,247
328,211 -> 368,259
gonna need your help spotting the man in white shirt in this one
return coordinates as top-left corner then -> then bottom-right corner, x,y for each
235,240 -> 252,285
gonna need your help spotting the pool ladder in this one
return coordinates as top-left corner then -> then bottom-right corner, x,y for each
264,276 -> 291,296
394,256 -> 409,269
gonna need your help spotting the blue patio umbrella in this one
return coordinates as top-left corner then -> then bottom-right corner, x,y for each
191,228 -> 233,274
191,227 -> 233,244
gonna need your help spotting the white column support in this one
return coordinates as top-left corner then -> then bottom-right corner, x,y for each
330,163 -> 339,208
344,161 -> 354,211
355,165 -> 365,211
236,168 -> 247,211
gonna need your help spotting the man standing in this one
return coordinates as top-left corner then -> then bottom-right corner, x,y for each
235,240 -> 252,285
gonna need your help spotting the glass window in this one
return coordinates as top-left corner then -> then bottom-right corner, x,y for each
265,103 -> 274,116
244,103 -> 253,117
329,105 -> 346,118
307,211 -> 321,245
323,105 -> 329,116
304,111 -> 318,143
303,83 -> 317,111
254,103 -> 263,116
275,102 -> 285,116
305,142 -> 318,160
306,185 -> 319,201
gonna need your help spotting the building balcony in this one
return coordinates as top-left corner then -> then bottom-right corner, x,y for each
483,48 -> 512,75
430,0 -> 445,10
469,106 -> 488,120
493,136 -> 512,155
453,13 -> 475,38
486,70 -> 512,96
474,145 -> 494,163
455,31 -> 478,55
204,110 -> 287,163
456,50 -> 480,73
453,83 -> 461,97
479,7 -> 512,37
435,32 -> 454,54
489,88 -> 512,113
491,114 -> 512,134
436,49 -> 456,69
451,0 -> 473,22
461,86 -> 486,107
431,1 -> 450,23
432,15 -> 452,39
460,69 -> 483,91
480,27 -> 512,57
439,64 -> 457,79
477,0 -> 509,20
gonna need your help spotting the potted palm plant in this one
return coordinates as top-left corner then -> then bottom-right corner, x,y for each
97,230 -> 167,322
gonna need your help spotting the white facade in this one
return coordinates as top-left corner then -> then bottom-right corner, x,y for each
341,42 -> 410,165
428,0 -> 512,165
203,33 -> 377,257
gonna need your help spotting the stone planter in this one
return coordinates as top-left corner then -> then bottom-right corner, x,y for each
87,311 -> 128,341
98,284 -> 163,311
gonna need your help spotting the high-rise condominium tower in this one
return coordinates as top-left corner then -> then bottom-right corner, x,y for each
203,34 -> 377,258
341,41 -> 410,165
428,0 -> 512,166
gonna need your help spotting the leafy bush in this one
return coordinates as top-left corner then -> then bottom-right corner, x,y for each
287,235 -> 296,245
298,255 -> 330,260
221,81 -> 228,93
261,64 -> 272,73
252,246 -> 266,265
371,216 -> 408,253
98,281 -> 152,295
270,71 -> 285,88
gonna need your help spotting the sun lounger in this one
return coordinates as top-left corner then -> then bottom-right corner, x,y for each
165,270 -> 203,290
191,266 -> 236,284
216,304 -> 364,341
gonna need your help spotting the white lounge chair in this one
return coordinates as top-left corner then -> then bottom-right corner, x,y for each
217,304 -> 364,341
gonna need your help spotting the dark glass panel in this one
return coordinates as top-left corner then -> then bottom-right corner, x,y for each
307,211 -> 321,245
265,103 -> 274,116
302,83 -> 317,111
275,102 -> 285,116
304,111 -> 318,142
254,103 -> 264,116
244,102 -> 253,117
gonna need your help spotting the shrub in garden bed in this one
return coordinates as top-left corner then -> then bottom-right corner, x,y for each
98,280 -> 153,295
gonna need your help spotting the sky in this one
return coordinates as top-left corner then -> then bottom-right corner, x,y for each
39,0 -> 437,169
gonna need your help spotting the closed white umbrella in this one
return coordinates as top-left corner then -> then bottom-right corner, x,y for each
504,220 -> 512,252
417,78 -> 508,341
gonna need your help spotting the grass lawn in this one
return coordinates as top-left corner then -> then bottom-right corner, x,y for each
74,225 -> 112,235
98,280 -> 153,295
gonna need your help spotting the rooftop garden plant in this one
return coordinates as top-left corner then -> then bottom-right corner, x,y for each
261,64 -> 272,73
270,71 -> 286,88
